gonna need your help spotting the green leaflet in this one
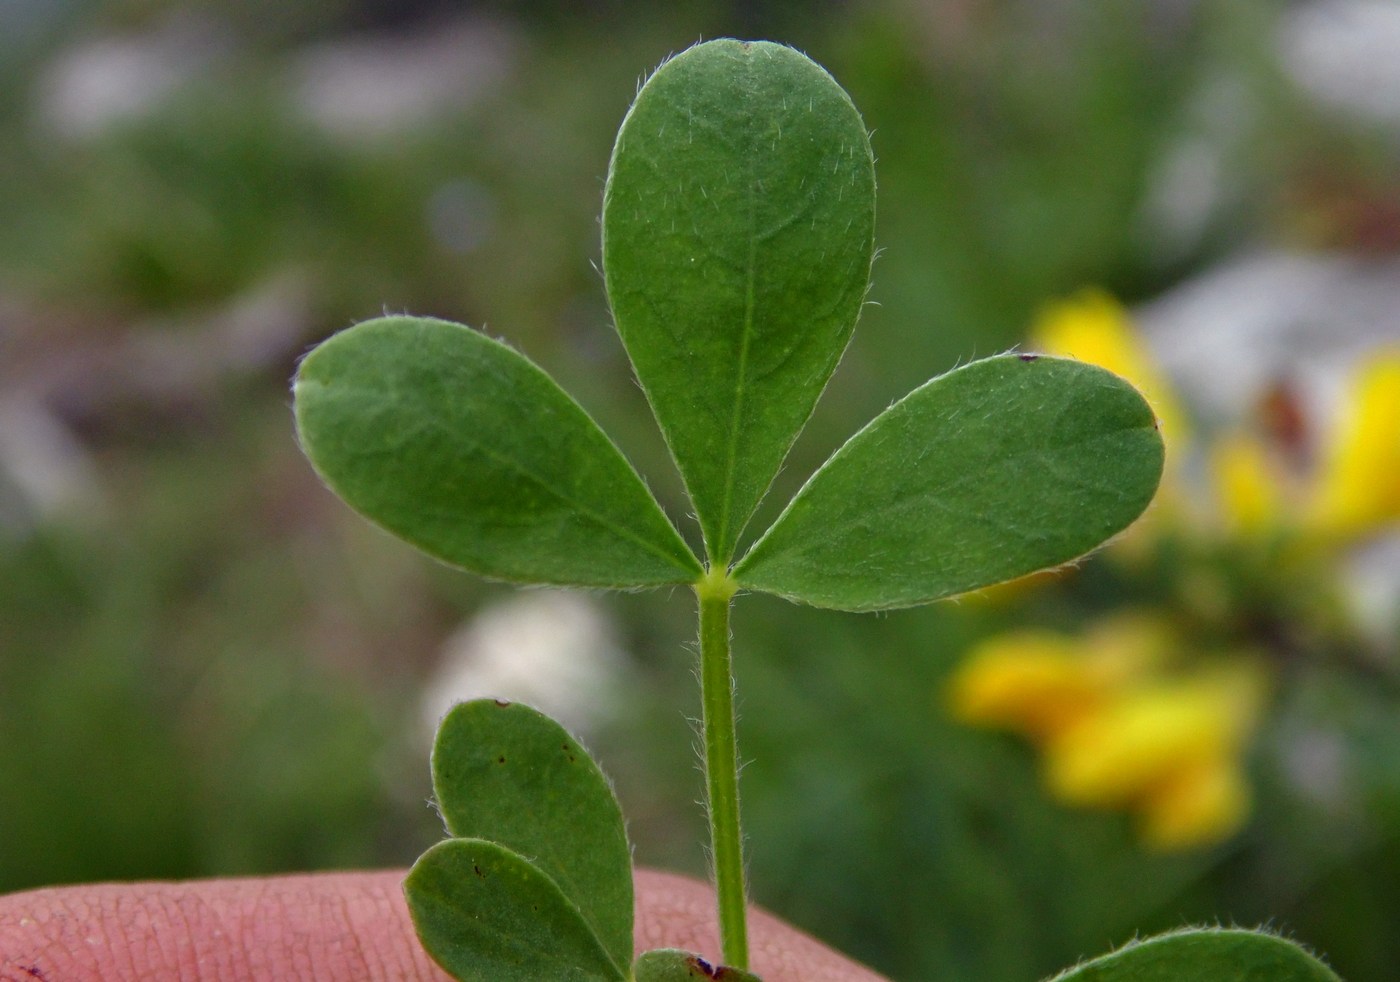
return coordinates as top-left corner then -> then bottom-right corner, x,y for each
432,700 -> 633,972
732,355 -> 1164,610
404,838 -> 626,982
293,316 -> 700,588
633,948 -> 764,982
603,39 -> 876,566
1046,927 -> 1342,982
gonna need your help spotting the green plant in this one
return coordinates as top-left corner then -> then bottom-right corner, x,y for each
292,39 -> 1340,982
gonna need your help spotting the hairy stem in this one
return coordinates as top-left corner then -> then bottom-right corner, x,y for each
696,567 -> 747,969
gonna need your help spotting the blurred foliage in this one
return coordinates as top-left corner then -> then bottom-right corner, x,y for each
1,2 -> 1398,982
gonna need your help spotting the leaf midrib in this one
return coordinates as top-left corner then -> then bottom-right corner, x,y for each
712,61 -> 761,566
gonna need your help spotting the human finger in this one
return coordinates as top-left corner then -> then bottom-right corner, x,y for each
0,868 -> 886,982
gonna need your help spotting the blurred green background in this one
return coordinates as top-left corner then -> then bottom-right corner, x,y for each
2,2 -> 1399,980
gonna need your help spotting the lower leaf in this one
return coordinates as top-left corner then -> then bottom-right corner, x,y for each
1047,927 -> 1341,982
432,699 -> 634,971
405,837 -> 627,982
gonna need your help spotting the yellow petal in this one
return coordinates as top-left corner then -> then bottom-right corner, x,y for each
1306,349 -> 1400,540
1210,431 -> 1288,538
945,633 -> 1107,740
1030,289 -> 1188,448
1043,669 -> 1262,808
1137,757 -> 1251,851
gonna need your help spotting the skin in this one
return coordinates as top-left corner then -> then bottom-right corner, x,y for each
0,868 -> 887,982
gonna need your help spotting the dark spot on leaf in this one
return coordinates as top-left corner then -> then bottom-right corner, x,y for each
685,955 -> 729,979
473,865 -> 485,878
493,698 -> 511,707
497,756 -> 506,764
1017,352 -> 1039,362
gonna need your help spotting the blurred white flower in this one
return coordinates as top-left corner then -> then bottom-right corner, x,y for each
419,590 -> 626,746
290,18 -> 514,141
1282,0 -> 1400,126
34,15 -> 230,139
0,394 -> 104,536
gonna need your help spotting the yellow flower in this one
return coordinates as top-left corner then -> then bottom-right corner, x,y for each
945,632 -> 1107,741
1210,431 -> 1287,538
1043,662 -> 1264,851
1207,350 -> 1400,546
1043,668 -> 1262,810
1305,349 -> 1400,542
947,614 -> 1266,851
1137,756 -> 1252,852
947,614 -> 1179,741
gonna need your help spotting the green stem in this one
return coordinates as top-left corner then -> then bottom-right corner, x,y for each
696,566 -> 747,969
